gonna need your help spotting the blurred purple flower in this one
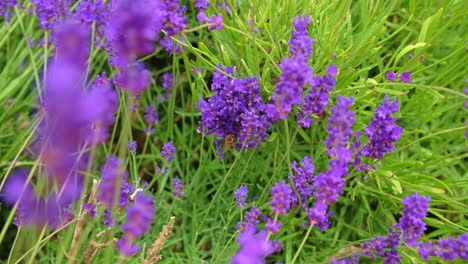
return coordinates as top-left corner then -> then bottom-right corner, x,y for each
97,156 -> 132,209
270,181 -> 293,215
172,178 -> 183,198
234,185 -> 248,209
195,0 -> 209,10
231,228 -> 274,264
162,141 -> 176,162
291,156 -> 314,208
386,72 -> 396,82
399,71 -> 412,83
236,206 -> 261,232
128,140 -> 137,154
288,15 -> 314,62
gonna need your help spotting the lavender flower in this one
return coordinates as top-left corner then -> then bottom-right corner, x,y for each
236,206 -> 261,232
361,227 -> 401,264
97,156 -> 132,209
306,201 -> 331,231
399,71 -> 412,83
128,140 -> 137,154
360,95 -> 402,159
288,15 -> 314,62
268,58 -> 313,121
32,0 -> 70,30
144,104 -> 159,132
324,96 -> 355,164
197,11 -> 223,30
234,185 -> 248,209
198,65 -> 271,157
162,72 -> 173,91
195,0 -> 209,10
291,156 -> 315,208
437,237 -> 457,260
118,192 -> 155,257
104,0 -> 163,65
455,233 -> 468,260
161,1 -> 187,36
386,72 -> 396,82
270,181 -> 293,215
114,62 -> 152,94
231,228 -> 274,264
265,218 -> 282,234
297,64 -> 337,128
398,192 -> 431,246
172,178 -> 183,198
162,141 -> 176,162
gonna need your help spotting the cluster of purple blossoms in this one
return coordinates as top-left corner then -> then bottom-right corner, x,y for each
159,1 -> 188,54
360,95 -> 402,159
31,0 -> 70,30
117,192 -> 155,256
417,233 -> 468,261
362,192 -> 431,263
198,65 -> 271,159
267,58 -> 313,121
172,178 -> 183,198
353,95 -> 402,171
386,71 -> 412,83
195,0 -> 223,31
144,104 -> 158,135
158,72 -> 173,101
290,156 -> 315,208
398,192 -> 431,246
161,141 -> 176,162
1,20 -> 117,227
362,227 -> 402,264
288,15 -> 314,61
268,15 -> 314,121
0,0 -> 15,19
128,140 -> 137,154
196,12 -> 223,31
97,156 -> 133,211
195,0 -> 209,10
306,96 -> 355,230
270,181 -> 294,215
297,64 -> 337,128
231,228 -> 275,264
235,206 -> 261,232
234,185 -> 248,209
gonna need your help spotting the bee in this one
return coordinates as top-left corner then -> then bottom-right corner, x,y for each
224,134 -> 236,148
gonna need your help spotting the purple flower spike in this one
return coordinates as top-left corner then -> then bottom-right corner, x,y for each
270,181 -> 293,215
197,11 -> 223,31
455,233 -> 468,260
118,192 -> 155,257
291,156 -> 315,208
297,64 -> 337,128
399,71 -> 412,83
234,185 -> 248,209
398,192 -> 431,246
265,218 -> 282,234
128,140 -> 137,154
289,15 -> 314,62
195,0 -> 209,10
269,58 -> 313,121
231,228 -> 274,264
97,156 -> 132,209
172,178 -> 183,198
360,95 -> 402,159
437,237 -> 457,260
236,206 -> 261,232
386,72 -> 396,82
161,141 -> 176,162
324,95 -> 355,164
144,104 -> 159,127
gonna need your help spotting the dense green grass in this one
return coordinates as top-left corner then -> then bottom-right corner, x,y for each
0,0 -> 467,263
